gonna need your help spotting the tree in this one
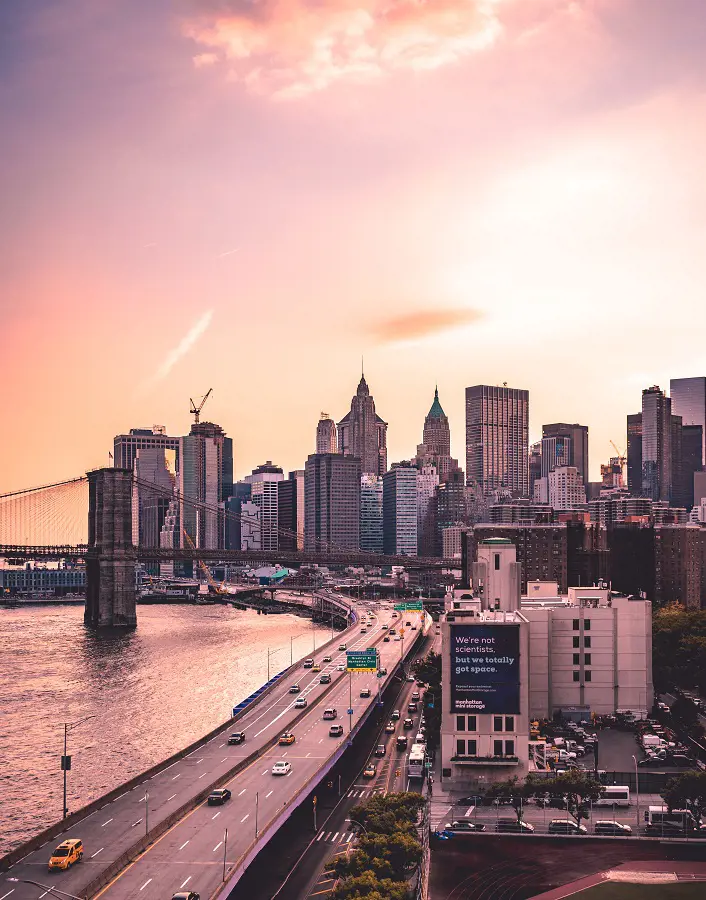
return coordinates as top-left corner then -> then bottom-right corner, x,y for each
662,771 -> 706,822
484,775 -> 543,824
541,771 -> 603,825
412,652 -> 441,751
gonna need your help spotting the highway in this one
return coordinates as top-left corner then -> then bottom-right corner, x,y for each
3,601 -> 424,900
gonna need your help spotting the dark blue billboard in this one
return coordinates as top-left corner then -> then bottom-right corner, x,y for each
450,624 -> 520,714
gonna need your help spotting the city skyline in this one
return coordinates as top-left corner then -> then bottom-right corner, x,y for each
4,1 -> 706,491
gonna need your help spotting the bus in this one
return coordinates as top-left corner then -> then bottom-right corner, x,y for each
595,785 -> 630,807
407,744 -> 426,779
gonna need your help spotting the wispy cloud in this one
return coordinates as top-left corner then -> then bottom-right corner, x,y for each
183,0 -> 504,98
148,310 -> 214,384
369,308 -> 483,344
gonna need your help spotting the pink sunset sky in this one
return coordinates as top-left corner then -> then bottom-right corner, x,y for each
2,0 -> 706,491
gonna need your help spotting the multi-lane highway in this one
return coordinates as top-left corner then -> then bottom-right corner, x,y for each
3,600 -> 425,900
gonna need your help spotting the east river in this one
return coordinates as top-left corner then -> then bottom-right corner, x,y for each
0,603 -> 330,854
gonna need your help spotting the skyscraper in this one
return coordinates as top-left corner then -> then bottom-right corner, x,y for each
382,463 -> 418,556
180,421 -> 232,550
414,387 -> 460,481
337,373 -> 387,476
132,447 -> 174,549
304,454 -> 361,552
670,377 -> 706,466
277,470 -> 305,551
360,474 -> 383,553
316,413 -> 338,454
540,435 -> 571,478
465,385 -> 529,496
541,423 -> 589,485
416,464 -> 439,557
245,462 -> 285,553
627,413 -> 642,494
114,426 -> 180,473
641,386 -> 672,502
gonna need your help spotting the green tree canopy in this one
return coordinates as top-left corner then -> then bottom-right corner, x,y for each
662,771 -> 706,821
485,775 -> 544,823
540,771 -> 604,824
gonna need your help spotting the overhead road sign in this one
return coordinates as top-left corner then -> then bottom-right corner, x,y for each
346,650 -> 378,672
394,601 -> 423,611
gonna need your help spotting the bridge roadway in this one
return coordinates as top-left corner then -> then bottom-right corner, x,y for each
4,602 -> 423,900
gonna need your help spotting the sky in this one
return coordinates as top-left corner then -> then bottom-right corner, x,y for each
2,0 -> 706,492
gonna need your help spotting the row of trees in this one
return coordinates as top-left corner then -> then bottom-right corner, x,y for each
328,793 -> 425,900
485,772 -> 604,825
411,651 -> 441,752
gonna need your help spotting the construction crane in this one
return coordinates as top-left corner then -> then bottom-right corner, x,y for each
182,527 -> 228,595
610,440 -> 626,468
190,388 -> 213,425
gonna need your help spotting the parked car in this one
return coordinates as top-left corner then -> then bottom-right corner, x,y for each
496,819 -> 535,833
227,731 -> 245,744
594,821 -> 632,836
443,821 -> 486,833
548,820 -> 587,835
207,788 -> 232,806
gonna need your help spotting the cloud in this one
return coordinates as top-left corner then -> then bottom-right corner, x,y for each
369,307 -> 483,343
193,51 -> 219,67
183,0 -> 504,98
148,310 -> 214,383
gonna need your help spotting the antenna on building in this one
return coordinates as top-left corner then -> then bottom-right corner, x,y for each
190,388 -> 213,425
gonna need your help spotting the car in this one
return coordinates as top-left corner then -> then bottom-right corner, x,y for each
392,709 -> 400,720
392,612 -> 398,617
594,821 -> 632,836
329,724 -> 344,737
323,656 -> 332,663
294,697 -> 307,708
320,673 -> 332,683
289,684 -> 301,694
172,893 -> 200,900
323,708 -> 338,720
279,731 -> 296,745
303,659 -> 314,669
339,644 -> 347,651
378,667 -> 387,677
389,629 -> 396,635
374,744 -> 386,757
411,626 -> 417,630
336,664 -> 345,672
360,688 -> 371,698
385,721 -> 396,733
48,839 -> 83,870
208,788 -> 232,806
383,636 -> 390,642
433,829 -> 455,841
361,628 -> 367,633
646,820 -> 688,835
396,735 -> 409,750
443,821 -> 486,833
668,754 -> 694,767
382,624 -> 388,630
272,761 -> 292,775
411,691 -> 420,701
363,763 -> 377,778
394,636 -> 402,642
496,819 -> 535,833
227,731 -> 245,745
403,718 -> 414,729
406,621 -> 411,626
457,796 -> 483,807
312,664 -> 322,672
407,675 -> 415,683
408,702 -> 418,713
548,820 -> 587,835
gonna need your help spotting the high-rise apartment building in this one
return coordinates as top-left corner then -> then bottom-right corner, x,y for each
414,388 -> 460,481
670,377 -> 706,466
548,466 -> 587,510
316,413 -> 338,454
360,474 -> 383,553
436,469 -> 467,553
245,462 -> 285,553
304,454 -> 361,552
641,386 -> 672,502
416,464 -> 439,557
542,424 -> 589,485
465,385 -> 529,496
277,470 -> 305,551
382,463 -> 418,556
337,374 -> 387,476
627,413 -> 642,495
180,421 -> 232,550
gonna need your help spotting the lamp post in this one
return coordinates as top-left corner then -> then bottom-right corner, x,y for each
267,647 -> 280,682
632,754 -> 640,831
61,715 -> 96,819
145,791 -> 149,836
7,879 -> 84,900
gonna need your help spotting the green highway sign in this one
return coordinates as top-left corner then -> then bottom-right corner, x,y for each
394,601 -> 423,611
346,650 -> 378,672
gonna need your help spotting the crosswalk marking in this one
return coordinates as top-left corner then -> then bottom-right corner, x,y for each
316,831 -> 324,841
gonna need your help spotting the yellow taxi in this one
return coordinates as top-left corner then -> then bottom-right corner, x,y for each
312,664 -> 322,673
48,838 -> 83,870
363,763 -> 377,778
278,732 -> 296,745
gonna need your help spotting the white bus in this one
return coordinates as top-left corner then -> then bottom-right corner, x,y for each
407,744 -> 426,779
595,785 -> 630,807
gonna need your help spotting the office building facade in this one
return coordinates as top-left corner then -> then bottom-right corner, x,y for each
465,385 -> 529,496
304,454 -> 361,552
641,386 -> 672,502
277,470 -> 305,552
337,374 -> 387,476
316,413 -> 338,454
382,463 -> 418,556
414,387 -> 460,481
179,421 -> 232,550
417,464 -> 439,557
626,412 -> 643,495
245,462 -> 285,553
542,423 -> 589,486
548,466 -> 587,510
360,474 -> 383,553
671,376 -> 706,466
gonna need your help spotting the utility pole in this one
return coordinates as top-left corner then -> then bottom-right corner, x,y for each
145,792 -> 149,836
255,791 -> 259,837
313,795 -> 317,831
222,828 -> 228,881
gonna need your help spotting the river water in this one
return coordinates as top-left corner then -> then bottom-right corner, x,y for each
0,604 -> 329,855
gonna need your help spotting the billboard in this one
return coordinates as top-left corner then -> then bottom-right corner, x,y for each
450,624 -> 520,714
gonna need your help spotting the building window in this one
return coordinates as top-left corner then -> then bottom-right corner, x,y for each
573,671 -> 580,682
505,716 -> 515,732
572,619 -> 580,630
584,619 -> 591,630
494,553 -> 500,570
493,739 -> 503,756
584,636 -> 591,648
467,715 -> 477,731
584,654 -> 592,666
467,739 -> 477,755
456,739 -> 466,756
573,636 -> 580,648
573,653 -> 580,666
493,716 -> 503,732
505,740 -> 515,756
456,715 -> 466,732
585,671 -> 592,682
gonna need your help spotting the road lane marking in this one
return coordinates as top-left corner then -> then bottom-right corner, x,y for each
179,878 -> 191,889
346,833 -> 353,842
221,757 -> 228,762
262,769 -> 269,775
139,880 -> 152,891
102,818 -> 113,826
265,790 -> 273,798
131,819 -> 142,827
213,841 -> 223,852
91,848 -> 104,858
238,789 -> 247,796
179,841 -> 189,850
212,811 -> 221,820
241,814 -> 250,823
199,773 -> 207,779
172,773 -> 181,780
325,832 -> 332,840
0,891 -> 16,900
137,795 -> 148,803
195,758 -> 203,764
167,794 -> 177,801
332,832 -> 339,841
316,831 -> 324,841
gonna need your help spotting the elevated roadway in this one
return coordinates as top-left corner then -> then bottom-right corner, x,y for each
3,602 -> 425,900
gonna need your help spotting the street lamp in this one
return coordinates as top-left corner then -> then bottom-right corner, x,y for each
632,754 -> 640,831
61,715 -> 96,819
267,647 -> 280,682
7,879 -> 84,900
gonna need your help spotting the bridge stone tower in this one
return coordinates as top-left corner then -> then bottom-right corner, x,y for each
85,467 -> 137,627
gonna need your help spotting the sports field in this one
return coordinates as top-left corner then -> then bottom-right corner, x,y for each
576,883 -> 706,900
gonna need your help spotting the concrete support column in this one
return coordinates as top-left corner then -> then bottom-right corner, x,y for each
85,467 -> 137,628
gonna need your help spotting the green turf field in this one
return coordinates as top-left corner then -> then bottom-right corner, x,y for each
575,881 -> 706,900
